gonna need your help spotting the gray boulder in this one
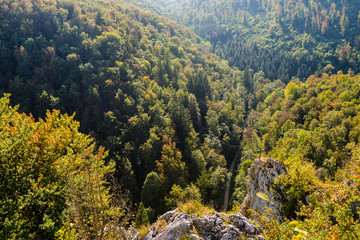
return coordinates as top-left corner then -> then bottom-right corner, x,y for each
143,209 -> 264,240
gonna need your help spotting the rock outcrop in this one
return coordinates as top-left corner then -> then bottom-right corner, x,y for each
143,209 -> 264,240
241,158 -> 288,221
123,226 -> 140,240
138,158 -> 288,239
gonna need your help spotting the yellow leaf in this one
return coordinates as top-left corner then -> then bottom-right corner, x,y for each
256,192 -> 270,202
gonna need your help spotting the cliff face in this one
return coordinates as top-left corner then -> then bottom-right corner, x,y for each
142,209 -> 265,240
241,158 -> 288,221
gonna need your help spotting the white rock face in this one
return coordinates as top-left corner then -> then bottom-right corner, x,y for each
241,158 -> 288,221
143,209 -> 264,240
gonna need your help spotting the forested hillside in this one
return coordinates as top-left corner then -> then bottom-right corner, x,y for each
2,0 -> 360,239
133,0 -> 360,82
0,0 -> 255,228
236,72 -> 360,238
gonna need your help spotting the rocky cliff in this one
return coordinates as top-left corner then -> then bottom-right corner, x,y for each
241,158 -> 288,221
129,158 -> 287,239
142,209 -> 265,240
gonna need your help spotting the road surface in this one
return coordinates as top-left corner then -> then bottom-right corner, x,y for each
223,149 -> 241,211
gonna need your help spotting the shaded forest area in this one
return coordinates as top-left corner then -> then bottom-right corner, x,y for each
134,0 -> 360,82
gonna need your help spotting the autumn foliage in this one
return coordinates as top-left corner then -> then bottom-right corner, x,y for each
0,94 -> 124,239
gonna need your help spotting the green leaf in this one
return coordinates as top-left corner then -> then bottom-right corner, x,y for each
256,192 -> 270,202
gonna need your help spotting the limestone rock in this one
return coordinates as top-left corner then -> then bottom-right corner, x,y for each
228,212 -> 262,235
118,226 -> 139,240
241,158 -> 288,221
143,210 -> 195,240
126,226 -> 139,240
143,209 -> 264,240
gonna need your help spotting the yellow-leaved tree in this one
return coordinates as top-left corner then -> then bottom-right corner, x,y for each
0,94 -> 127,240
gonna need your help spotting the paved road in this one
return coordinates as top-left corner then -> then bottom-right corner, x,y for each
223,148 -> 241,211
223,113 -> 249,211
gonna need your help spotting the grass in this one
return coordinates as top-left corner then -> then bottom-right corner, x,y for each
138,224 -> 150,239
178,200 -> 215,218
227,205 -> 242,215
155,218 -> 168,233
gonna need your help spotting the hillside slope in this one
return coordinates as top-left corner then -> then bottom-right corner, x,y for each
131,0 -> 360,82
237,72 -> 360,238
0,0 -> 253,214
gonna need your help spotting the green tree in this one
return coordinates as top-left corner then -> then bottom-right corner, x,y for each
156,136 -> 187,189
141,171 -> 163,209
196,169 -> 212,199
231,159 -> 253,206
134,202 -> 150,228
165,183 -> 201,208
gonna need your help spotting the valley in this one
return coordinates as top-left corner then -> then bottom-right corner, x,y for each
1,0 -> 360,239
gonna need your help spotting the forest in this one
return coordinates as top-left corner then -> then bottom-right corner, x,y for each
1,0 -> 360,239
134,0 -> 360,82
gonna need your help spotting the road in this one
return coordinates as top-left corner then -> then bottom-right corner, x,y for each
223,112 -> 249,211
223,148 -> 241,211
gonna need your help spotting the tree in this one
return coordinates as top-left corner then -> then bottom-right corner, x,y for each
190,149 -> 206,179
196,169 -> 212,199
164,183 -> 201,208
156,136 -> 187,189
231,159 -> 253,206
0,94 -> 123,239
134,202 -> 149,228
243,67 -> 254,92
210,166 -> 227,208
15,45 -> 32,80
141,172 -> 163,209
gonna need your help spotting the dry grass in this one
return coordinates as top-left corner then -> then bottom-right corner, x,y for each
138,224 -> 150,239
178,200 -> 215,218
227,204 -> 242,215
155,218 -> 168,232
